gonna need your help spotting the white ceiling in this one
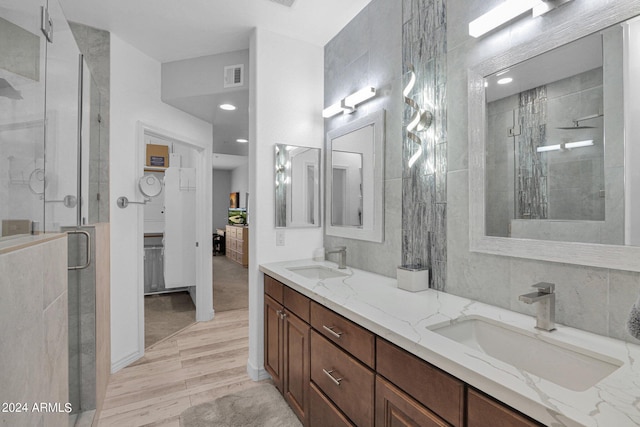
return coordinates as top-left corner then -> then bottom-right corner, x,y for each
59,0 -> 373,63
59,0 -> 371,170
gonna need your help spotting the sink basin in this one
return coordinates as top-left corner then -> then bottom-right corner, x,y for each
429,316 -> 622,391
286,265 -> 349,280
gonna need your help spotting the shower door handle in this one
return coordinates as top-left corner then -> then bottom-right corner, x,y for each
67,230 -> 92,270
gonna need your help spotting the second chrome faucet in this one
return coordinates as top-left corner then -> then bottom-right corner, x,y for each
519,282 -> 556,331
325,246 -> 347,269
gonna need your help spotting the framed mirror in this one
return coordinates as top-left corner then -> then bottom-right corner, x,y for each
326,109 -> 385,242
469,9 -> 640,272
274,144 -> 321,228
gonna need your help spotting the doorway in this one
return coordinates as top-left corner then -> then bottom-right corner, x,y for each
137,123 -> 213,351
211,163 -> 249,313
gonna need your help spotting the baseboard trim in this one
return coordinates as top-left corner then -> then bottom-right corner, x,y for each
111,349 -> 142,374
246,359 -> 271,382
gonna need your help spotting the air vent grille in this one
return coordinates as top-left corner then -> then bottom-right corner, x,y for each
224,64 -> 244,88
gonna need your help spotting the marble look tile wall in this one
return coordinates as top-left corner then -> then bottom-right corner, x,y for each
445,0 -> 640,343
324,0 -> 403,278
0,235 -> 68,426
402,0 -> 448,290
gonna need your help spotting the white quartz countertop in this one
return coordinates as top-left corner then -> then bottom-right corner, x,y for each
259,259 -> 640,427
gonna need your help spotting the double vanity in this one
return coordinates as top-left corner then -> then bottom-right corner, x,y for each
260,259 -> 640,427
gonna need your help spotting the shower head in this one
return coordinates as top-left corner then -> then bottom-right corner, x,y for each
557,124 -> 596,130
556,113 -> 602,130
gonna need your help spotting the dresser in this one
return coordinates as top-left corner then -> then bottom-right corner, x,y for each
225,225 -> 248,267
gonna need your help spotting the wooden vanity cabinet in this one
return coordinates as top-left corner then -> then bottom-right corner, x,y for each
264,276 -> 311,425
264,275 -> 545,427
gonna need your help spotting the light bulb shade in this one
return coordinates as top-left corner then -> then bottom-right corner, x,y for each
469,0 -> 540,38
322,101 -> 343,118
565,140 -> 594,149
536,144 -> 562,152
343,87 -> 376,108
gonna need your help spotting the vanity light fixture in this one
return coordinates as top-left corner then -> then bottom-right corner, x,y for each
469,0 -> 574,38
497,77 -> 513,85
322,86 -> 377,118
219,103 -> 236,111
236,138 -> 248,143
536,139 -> 593,152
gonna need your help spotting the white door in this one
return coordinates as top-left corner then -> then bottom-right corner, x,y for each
163,167 -> 196,288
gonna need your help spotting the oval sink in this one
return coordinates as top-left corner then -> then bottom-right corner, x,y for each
286,265 -> 349,280
429,316 -> 622,391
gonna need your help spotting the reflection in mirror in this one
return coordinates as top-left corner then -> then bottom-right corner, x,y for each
331,151 -> 363,227
484,23 -> 627,245
326,109 -> 384,242
274,144 -> 321,228
469,11 -> 640,272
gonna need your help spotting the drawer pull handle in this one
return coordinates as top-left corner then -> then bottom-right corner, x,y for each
322,369 -> 343,386
323,325 -> 343,339
276,310 -> 287,320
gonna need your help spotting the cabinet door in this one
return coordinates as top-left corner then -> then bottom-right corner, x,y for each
264,295 -> 284,392
467,389 -> 543,427
375,377 -> 450,427
284,310 -> 310,425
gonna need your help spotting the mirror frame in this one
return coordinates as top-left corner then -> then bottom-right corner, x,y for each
326,109 -> 385,242
274,143 -> 322,229
469,5 -> 640,272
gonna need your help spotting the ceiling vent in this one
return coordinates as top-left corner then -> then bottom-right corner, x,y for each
223,64 -> 244,88
268,0 -> 296,7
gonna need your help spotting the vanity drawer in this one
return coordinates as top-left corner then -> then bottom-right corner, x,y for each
310,301 -> 375,368
376,338 -> 464,427
284,286 -> 310,323
264,275 -> 284,303
309,382 -> 354,427
310,330 -> 374,427
467,389 -> 543,427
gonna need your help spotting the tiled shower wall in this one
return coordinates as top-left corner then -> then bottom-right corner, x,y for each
401,0 -> 448,290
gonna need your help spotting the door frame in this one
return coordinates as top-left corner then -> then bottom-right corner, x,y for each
135,121 -> 213,356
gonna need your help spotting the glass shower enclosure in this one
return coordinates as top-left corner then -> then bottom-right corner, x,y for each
1,0 -> 107,423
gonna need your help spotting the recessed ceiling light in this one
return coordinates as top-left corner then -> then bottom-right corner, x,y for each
236,138 -> 248,143
219,104 -> 236,111
497,77 -> 513,85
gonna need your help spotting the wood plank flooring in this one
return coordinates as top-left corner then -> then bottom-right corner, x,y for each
97,308 -> 255,427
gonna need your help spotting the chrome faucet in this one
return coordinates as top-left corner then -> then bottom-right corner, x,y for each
325,246 -> 347,269
518,282 -> 556,331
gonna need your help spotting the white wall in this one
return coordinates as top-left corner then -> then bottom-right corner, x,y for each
231,163 -> 249,208
246,28 -> 324,380
213,169 -> 231,230
109,34 -> 213,372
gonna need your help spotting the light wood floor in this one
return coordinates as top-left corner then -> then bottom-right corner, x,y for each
97,308 -> 253,426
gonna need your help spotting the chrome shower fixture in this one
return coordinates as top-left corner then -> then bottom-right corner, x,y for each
557,113 -> 603,129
